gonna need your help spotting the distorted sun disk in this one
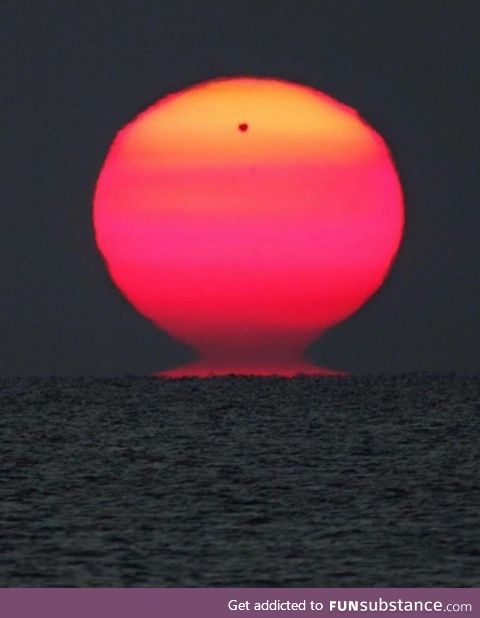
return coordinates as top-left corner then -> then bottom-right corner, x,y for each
93,77 -> 404,376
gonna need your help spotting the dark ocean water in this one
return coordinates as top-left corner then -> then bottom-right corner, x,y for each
0,374 -> 479,587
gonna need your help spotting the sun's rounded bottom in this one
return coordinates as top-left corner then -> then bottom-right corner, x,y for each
156,361 -> 346,378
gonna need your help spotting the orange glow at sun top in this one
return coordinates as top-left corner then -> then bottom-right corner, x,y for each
94,77 -> 404,376
116,78 -> 379,167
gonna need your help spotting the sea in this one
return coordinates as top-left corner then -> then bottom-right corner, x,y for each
0,374 -> 479,587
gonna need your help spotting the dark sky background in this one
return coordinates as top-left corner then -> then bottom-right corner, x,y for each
1,1 -> 479,376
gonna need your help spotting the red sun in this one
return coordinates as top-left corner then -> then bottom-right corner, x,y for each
93,77 -> 404,376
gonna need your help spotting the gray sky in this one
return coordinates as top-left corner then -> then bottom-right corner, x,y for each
1,0 -> 479,375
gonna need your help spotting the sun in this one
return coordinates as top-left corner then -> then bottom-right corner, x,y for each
93,77 -> 404,376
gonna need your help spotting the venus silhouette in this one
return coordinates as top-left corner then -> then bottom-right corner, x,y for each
93,77 -> 404,376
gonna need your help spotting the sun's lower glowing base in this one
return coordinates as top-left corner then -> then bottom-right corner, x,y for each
157,362 -> 345,378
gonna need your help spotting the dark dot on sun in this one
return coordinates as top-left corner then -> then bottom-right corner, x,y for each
238,123 -> 249,132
